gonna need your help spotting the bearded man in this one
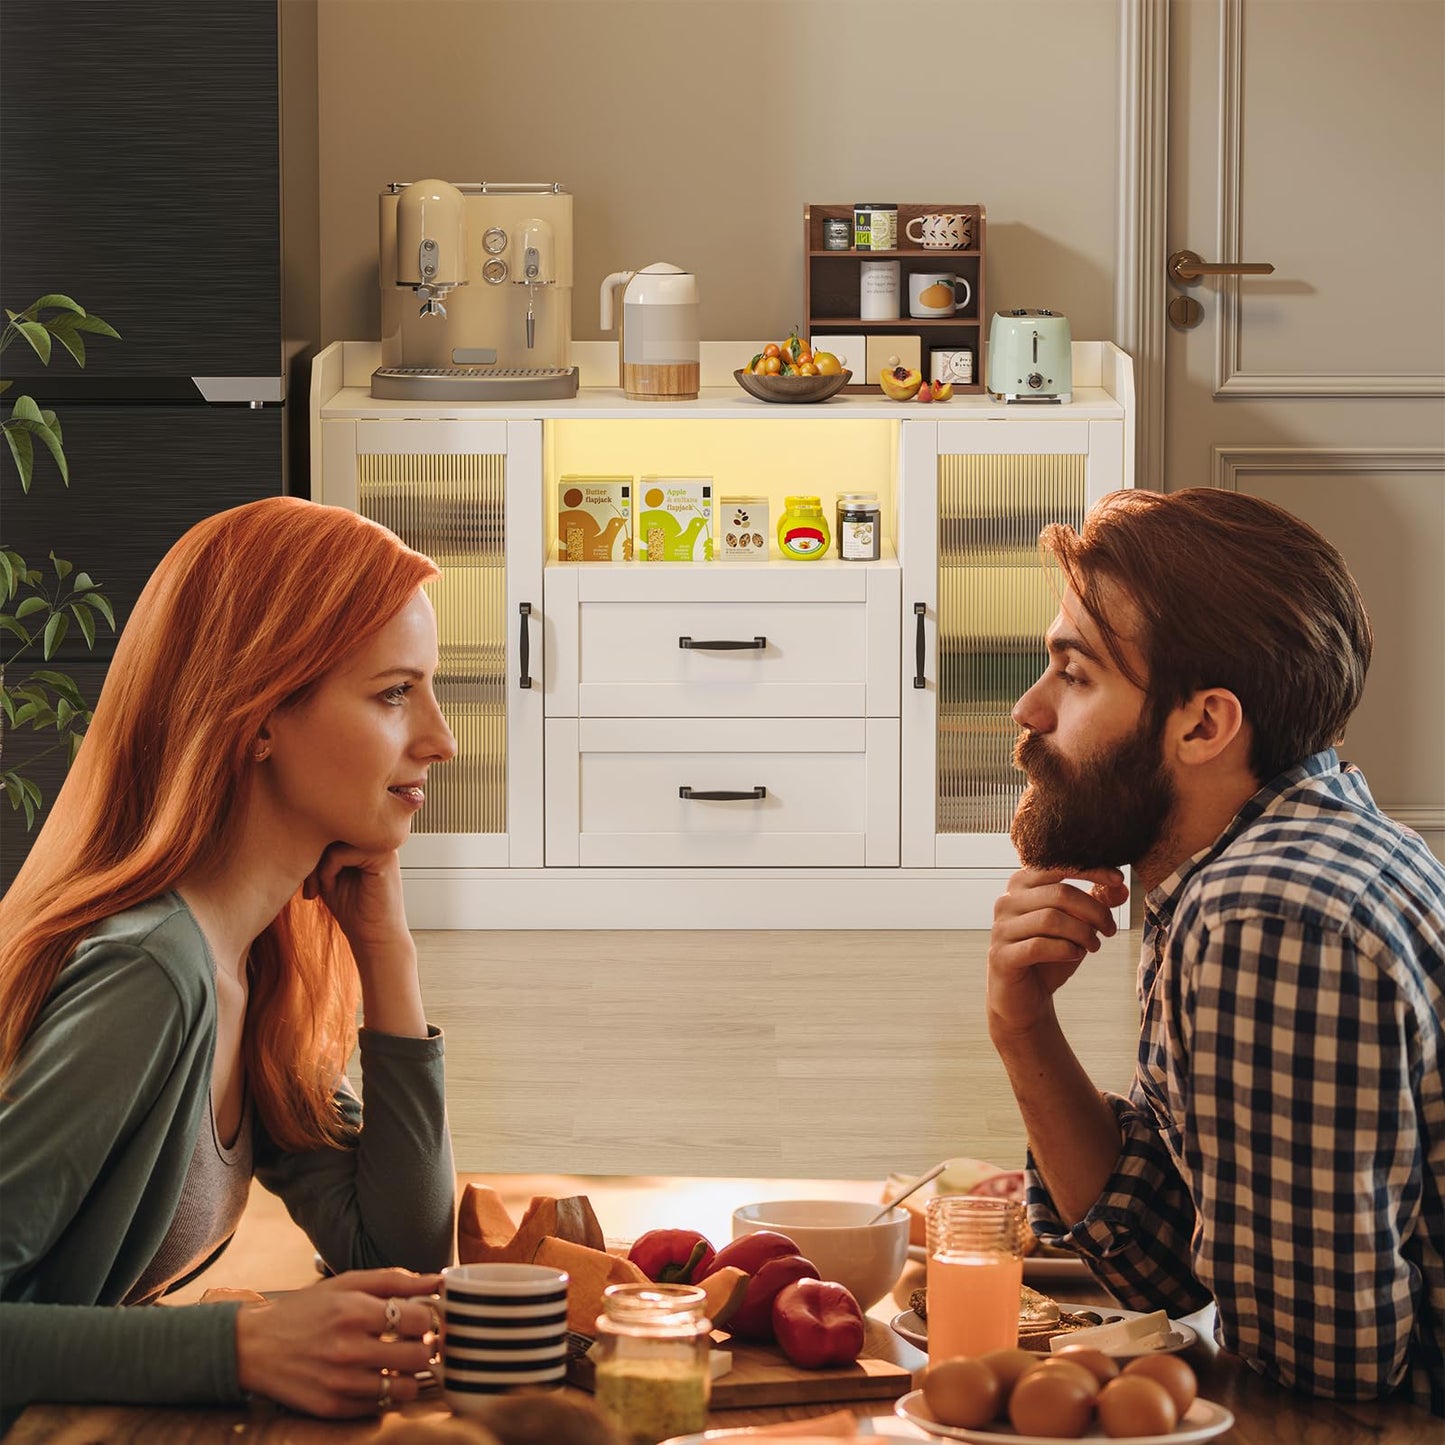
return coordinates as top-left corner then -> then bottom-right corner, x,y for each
986,487 -> 1444,1414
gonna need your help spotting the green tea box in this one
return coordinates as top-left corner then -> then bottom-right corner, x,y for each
558,476 -> 632,561
638,477 -> 713,561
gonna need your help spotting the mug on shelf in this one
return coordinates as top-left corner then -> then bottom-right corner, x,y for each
908,272 -> 972,318
905,212 -> 972,250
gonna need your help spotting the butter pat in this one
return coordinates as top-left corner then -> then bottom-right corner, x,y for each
1050,1309 -> 1170,1354
708,1349 -> 733,1379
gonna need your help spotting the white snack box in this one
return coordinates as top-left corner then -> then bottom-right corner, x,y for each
717,495 -> 770,562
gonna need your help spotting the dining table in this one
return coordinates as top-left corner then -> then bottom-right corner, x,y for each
8,1173 -> 1438,1443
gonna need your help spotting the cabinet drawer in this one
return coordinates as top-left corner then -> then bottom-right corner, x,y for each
546,566 -> 901,718
545,718 -> 900,867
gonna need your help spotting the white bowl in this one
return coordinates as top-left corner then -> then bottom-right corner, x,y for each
731,1199 -> 909,1312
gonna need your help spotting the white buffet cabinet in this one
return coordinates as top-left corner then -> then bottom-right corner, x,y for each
312,341 -> 1134,929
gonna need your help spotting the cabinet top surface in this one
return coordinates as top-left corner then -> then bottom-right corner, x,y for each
320,384 -> 1126,422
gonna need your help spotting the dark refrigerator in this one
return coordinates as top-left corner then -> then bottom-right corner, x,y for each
2,1 -> 311,888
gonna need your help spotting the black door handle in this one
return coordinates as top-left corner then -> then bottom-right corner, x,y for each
519,602 -> 532,689
678,786 -> 767,801
679,636 -> 766,650
913,602 -> 927,689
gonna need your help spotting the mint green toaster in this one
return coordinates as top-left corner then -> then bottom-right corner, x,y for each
986,309 -> 1073,401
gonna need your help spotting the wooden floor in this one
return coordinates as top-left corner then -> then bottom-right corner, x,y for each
408,926 -> 1142,1179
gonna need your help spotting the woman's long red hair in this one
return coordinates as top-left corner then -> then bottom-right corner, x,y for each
0,497 -> 438,1151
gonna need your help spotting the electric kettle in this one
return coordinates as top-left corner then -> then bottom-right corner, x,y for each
599,262 -> 700,400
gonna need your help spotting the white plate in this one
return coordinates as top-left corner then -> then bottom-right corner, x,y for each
661,1424 -> 891,1443
889,1305 -> 1198,1358
908,1244 -> 1091,1283
895,1388 -> 1234,1444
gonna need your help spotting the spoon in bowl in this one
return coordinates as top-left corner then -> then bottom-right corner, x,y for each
867,1160 -> 947,1224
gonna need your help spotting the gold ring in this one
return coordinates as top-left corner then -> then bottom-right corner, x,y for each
377,1369 -> 392,1410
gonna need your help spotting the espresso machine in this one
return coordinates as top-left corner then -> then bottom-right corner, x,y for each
372,180 -> 578,400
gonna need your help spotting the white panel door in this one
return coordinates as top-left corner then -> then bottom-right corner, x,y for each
1164,0 -> 1445,856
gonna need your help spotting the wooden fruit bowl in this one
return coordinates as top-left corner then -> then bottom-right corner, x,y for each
734,369 -> 851,403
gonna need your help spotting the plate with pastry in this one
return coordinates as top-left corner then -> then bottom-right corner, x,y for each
891,1287 -> 1196,1357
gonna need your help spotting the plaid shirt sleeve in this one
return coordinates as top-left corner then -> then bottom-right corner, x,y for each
1028,908 -> 1433,1405
1025,1092 -> 1213,1318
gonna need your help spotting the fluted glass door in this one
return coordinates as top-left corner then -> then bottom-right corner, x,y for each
935,453 -> 1086,837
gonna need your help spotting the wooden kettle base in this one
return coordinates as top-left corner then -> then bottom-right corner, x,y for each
623,360 -> 699,400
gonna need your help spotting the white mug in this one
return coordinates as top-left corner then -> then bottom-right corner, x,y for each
909,272 -> 972,318
906,212 -> 970,250
860,260 -> 901,321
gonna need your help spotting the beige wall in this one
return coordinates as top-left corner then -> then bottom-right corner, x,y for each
317,0 -> 1120,347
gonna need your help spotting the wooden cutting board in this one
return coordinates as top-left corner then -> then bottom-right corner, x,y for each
567,1316 -> 916,1409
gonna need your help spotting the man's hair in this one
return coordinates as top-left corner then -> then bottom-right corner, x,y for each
1039,487 -> 1373,782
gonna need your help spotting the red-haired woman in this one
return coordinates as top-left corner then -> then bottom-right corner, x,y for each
0,497 -> 459,1422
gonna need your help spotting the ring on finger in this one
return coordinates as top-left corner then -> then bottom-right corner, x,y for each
377,1368 -> 393,1411
383,1296 -> 404,1335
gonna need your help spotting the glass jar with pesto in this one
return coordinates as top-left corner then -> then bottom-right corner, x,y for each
593,1283 -> 712,1445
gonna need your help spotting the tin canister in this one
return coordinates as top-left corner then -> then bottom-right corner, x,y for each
822,217 -> 852,250
853,203 -> 897,251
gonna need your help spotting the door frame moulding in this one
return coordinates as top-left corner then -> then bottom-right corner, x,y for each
1211,443 -> 1445,836
1115,0 -> 1169,490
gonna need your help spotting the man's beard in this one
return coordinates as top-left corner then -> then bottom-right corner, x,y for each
1010,714 -> 1177,871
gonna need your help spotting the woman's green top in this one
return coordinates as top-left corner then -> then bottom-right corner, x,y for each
0,893 -> 454,1419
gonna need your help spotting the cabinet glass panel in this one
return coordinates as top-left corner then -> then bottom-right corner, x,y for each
358,454 -> 506,834
937,455 -> 1085,834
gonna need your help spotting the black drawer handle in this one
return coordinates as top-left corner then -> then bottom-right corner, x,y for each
519,602 -> 532,689
679,636 -> 766,650
679,786 -> 767,801
913,602 -> 926,689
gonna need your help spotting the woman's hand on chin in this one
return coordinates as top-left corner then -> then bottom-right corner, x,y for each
307,842 -> 428,1035
234,1267 -> 442,1418
305,842 -> 410,954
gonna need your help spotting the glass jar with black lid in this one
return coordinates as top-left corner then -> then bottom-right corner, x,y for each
836,492 -> 881,560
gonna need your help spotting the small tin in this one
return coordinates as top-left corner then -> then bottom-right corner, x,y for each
836,492 -> 881,560
822,217 -> 852,250
853,203 -> 897,252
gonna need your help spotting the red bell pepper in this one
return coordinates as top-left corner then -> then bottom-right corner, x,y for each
722,1253 -> 819,1340
704,1230 -> 801,1280
772,1278 -> 865,1368
627,1229 -> 717,1284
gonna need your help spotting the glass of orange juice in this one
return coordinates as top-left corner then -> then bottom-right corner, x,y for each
924,1195 -> 1025,1364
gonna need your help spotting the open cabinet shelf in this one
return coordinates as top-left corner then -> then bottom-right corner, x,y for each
804,203 -> 988,395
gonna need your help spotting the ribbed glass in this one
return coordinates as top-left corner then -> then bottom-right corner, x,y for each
936,453 -> 1086,834
357,453 -> 507,835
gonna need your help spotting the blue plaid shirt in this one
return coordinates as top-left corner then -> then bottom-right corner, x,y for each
1027,751 -> 1445,1414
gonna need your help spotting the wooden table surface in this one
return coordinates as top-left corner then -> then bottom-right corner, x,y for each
10,1174 -> 1438,1443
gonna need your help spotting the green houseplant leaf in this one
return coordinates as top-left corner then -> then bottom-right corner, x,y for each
2,295 -> 119,833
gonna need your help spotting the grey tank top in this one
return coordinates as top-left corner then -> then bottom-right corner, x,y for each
124,1088 -> 254,1305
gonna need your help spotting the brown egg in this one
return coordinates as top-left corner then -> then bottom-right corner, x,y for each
1008,1363 -> 1098,1438
1034,1357 -> 1103,1395
1097,1374 -> 1179,1438
1055,1345 -> 1121,1384
922,1355 -> 1003,1428
977,1346 -> 1042,1401
1122,1352 -> 1198,1416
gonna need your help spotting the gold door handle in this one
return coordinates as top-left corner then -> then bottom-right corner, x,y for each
1168,249 -> 1275,283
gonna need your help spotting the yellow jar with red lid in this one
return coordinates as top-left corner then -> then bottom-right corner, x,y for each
777,496 -> 831,560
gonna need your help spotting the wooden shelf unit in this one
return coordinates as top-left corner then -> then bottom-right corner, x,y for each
804,203 -> 987,395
